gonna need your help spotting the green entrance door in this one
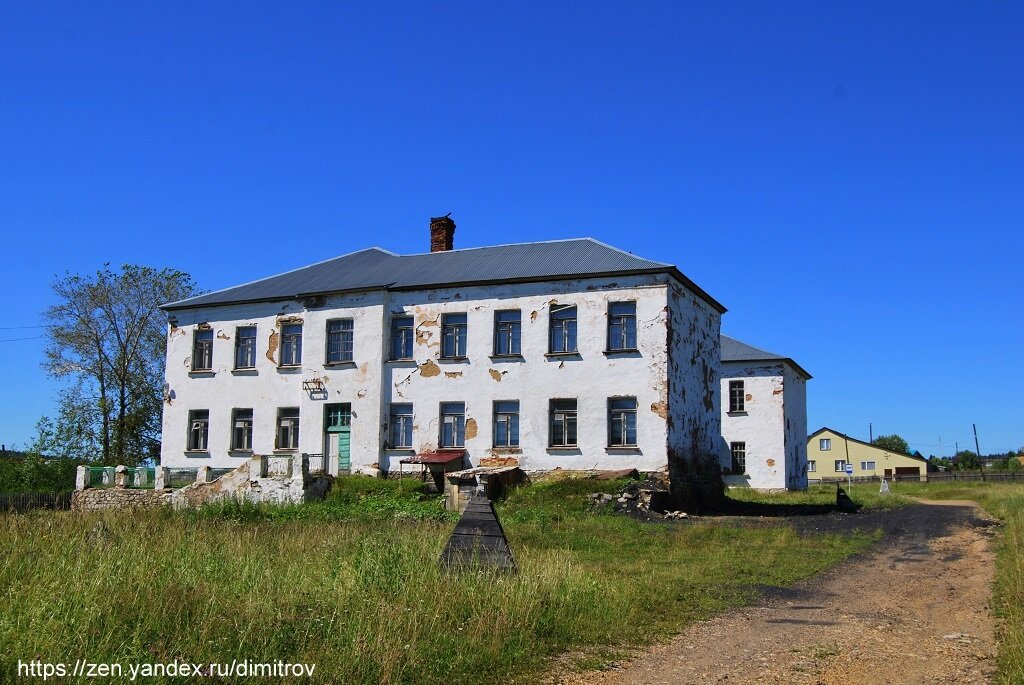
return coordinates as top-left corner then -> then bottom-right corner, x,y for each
325,404 -> 352,474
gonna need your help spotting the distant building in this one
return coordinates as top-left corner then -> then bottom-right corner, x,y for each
719,336 -> 811,491
807,428 -> 929,481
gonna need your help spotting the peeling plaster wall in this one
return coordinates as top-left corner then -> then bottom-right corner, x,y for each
161,291 -> 386,472
665,283 -> 722,467
382,275 -> 674,472
720,362 -> 787,489
161,273 -> 721,476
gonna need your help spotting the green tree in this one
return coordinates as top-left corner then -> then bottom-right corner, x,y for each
872,434 -> 910,455
43,264 -> 196,465
955,450 -> 981,470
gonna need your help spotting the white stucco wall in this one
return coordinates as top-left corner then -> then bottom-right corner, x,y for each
160,273 -> 721,474
720,360 -> 808,490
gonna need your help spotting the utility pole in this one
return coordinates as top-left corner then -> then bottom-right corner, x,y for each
869,423 -> 873,443
974,424 -> 982,460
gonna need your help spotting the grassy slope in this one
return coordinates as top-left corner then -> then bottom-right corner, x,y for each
0,477 -> 878,684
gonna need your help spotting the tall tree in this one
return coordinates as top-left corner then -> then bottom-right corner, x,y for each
43,265 -> 196,465
871,434 -> 910,454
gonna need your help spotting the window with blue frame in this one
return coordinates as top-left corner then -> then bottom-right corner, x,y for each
607,301 -> 637,351
493,310 -> 521,356
389,403 -> 413,448
234,325 -> 257,369
390,315 -> 414,360
608,397 -> 638,447
549,305 -> 577,353
279,323 -> 302,366
493,400 -> 520,448
549,398 -> 578,447
440,402 -> 466,448
326,319 -> 354,363
441,313 -> 468,358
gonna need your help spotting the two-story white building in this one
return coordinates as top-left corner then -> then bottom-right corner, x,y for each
720,335 -> 810,490
159,217 -> 727,482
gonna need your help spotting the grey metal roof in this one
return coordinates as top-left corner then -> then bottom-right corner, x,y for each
721,334 -> 812,379
163,238 -> 725,312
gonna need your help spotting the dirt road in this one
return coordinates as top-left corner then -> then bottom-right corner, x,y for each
559,501 -> 999,685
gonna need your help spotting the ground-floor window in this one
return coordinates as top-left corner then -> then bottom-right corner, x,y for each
549,399 -> 578,447
608,397 -> 637,447
276,407 -> 300,450
231,408 -> 253,451
860,461 -> 876,471
493,400 -> 520,448
730,442 -> 746,474
389,404 -> 413,448
188,410 -> 209,451
807,460 -> 816,472
440,402 -> 466,448
834,459 -> 846,472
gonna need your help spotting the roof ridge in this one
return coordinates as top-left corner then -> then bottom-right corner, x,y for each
396,237 -> 607,257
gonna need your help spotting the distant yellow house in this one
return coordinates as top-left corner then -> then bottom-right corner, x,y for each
807,428 -> 929,481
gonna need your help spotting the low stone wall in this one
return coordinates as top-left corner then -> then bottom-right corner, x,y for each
72,458 -> 333,512
72,488 -> 172,512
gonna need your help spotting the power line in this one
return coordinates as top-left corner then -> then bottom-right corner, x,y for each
0,335 -> 45,343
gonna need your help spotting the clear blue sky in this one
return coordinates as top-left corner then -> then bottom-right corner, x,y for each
1,2 -> 1021,456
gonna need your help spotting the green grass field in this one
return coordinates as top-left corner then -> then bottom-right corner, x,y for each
0,477 -> 880,684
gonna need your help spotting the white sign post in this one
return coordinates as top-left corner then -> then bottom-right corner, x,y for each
845,463 -> 853,490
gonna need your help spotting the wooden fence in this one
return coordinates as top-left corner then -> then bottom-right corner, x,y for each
0,492 -> 73,512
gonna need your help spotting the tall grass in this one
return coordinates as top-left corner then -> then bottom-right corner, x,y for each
0,477 -> 877,684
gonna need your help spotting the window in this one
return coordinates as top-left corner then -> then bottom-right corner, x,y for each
276,407 -> 300,450
834,460 -> 846,472
441,313 -> 468,359
493,401 -> 520,448
390,315 -> 414,360
730,442 -> 746,474
231,409 -> 253,451
192,328 -> 213,371
549,305 -> 577,353
187,410 -> 209,451
440,402 -> 466,448
608,397 -> 638,447
325,403 -> 351,429
728,380 -> 745,413
325,319 -> 354,364
235,325 -> 257,369
280,323 -> 302,367
820,438 -> 832,451
493,310 -> 522,356
549,399 -> 578,447
389,404 -> 413,449
607,302 -> 637,351
861,461 -> 876,471
808,460 -> 816,473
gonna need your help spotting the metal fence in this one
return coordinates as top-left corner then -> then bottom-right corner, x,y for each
209,468 -> 235,481
87,467 -> 117,489
166,468 -> 199,489
126,467 -> 156,489
0,492 -> 73,512
811,471 -> 1024,485
305,453 -> 326,474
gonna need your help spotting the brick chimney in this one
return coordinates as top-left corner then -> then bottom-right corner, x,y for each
430,214 -> 456,252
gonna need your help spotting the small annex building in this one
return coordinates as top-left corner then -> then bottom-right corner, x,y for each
719,335 -> 811,491
807,428 -> 929,481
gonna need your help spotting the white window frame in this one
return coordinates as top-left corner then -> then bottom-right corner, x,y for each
808,460 -> 816,473
820,438 -> 832,451
231,408 -> 253,451
276,407 -> 300,450
187,410 -> 210,451
834,459 -> 846,472
860,461 -> 876,471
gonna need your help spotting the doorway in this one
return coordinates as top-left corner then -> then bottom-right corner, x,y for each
325,403 -> 352,475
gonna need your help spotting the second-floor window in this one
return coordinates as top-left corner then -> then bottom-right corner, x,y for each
231,408 -> 253,451
187,409 -> 209,451
549,305 -> 577,354
608,397 -> 638,447
607,302 -> 637,351
440,402 -> 466,448
280,323 -> 302,367
493,400 -> 520,448
326,319 -> 354,364
276,407 -> 300,450
192,328 -> 213,371
389,403 -> 414,449
493,310 -> 521,356
729,380 -> 745,413
549,398 -> 578,447
820,438 -> 832,451
234,325 -> 257,369
441,313 -> 468,359
391,315 -> 414,360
